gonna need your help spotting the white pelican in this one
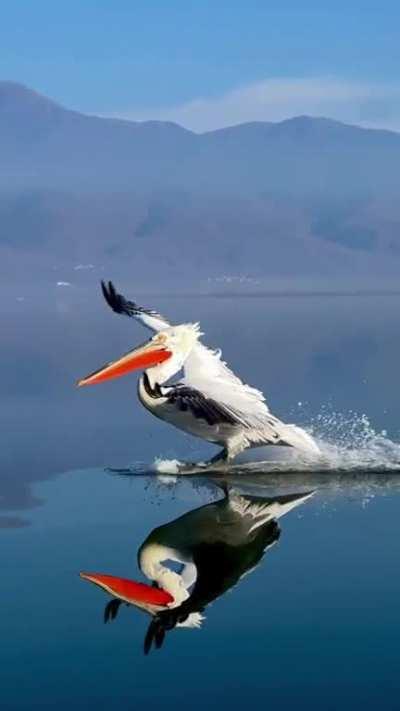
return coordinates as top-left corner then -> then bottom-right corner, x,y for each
80,488 -> 314,653
78,281 -> 320,466
138,489 -> 314,630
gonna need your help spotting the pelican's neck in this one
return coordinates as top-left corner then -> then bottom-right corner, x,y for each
138,541 -> 194,606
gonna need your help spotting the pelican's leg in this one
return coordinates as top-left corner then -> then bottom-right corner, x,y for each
176,438 -> 247,474
203,437 -> 247,468
174,447 -> 229,474
208,447 -> 229,465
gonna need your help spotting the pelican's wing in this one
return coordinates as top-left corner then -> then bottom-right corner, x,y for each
182,341 -> 274,429
101,281 -> 171,333
167,384 -> 241,427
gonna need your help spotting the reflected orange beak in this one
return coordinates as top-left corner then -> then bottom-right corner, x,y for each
80,571 -> 174,609
77,339 -> 172,387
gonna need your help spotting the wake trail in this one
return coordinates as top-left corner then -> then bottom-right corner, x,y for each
108,409 -> 400,477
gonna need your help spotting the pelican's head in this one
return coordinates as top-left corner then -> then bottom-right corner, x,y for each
77,323 -> 202,388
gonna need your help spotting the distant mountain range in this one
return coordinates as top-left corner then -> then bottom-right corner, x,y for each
2,80 -> 400,286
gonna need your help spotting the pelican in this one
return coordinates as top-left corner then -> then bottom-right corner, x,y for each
80,488 -> 314,653
78,281 -> 320,466
139,489 -> 314,640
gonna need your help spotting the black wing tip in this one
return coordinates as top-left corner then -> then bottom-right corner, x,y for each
103,598 -> 122,624
100,279 -> 166,324
143,620 -> 157,656
100,279 -> 109,303
100,279 -> 124,314
143,617 -> 169,655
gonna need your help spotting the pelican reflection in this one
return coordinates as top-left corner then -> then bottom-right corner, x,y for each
80,486 -> 313,654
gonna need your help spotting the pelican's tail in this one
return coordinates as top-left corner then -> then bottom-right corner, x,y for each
228,490 -> 315,532
279,423 -> 321,456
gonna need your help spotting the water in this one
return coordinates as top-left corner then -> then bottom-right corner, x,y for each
2,286 -> 400,709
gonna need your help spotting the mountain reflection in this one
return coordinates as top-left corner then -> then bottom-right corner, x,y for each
81,486 -> 313,654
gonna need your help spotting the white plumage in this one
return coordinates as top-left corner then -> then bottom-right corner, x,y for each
94,281 -> 321,464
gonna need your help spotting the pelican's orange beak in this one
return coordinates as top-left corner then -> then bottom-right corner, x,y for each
77,339 -> 172,387
80,571 -> 174,610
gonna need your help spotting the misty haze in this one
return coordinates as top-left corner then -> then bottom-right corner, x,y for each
2,80 -> 400,289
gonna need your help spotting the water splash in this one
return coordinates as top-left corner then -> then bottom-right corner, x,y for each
108,408 -> 400,478
147,408 -> 400,475
153,458 -> 181,475
309,407 -> 400,472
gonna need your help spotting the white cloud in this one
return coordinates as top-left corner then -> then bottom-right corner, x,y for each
108,77 -> 400,133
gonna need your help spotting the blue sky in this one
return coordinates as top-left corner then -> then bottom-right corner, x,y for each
2,1 -> 400,131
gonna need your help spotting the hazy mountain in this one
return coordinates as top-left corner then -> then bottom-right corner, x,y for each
2,80 -> 400,286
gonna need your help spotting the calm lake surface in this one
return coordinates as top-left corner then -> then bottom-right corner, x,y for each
2,286 -> 400,709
